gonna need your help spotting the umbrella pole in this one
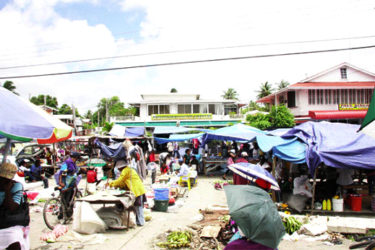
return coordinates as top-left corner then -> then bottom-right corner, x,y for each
310,167 -> 318,215
1,138 -> 12,165
53,143 -> 56,173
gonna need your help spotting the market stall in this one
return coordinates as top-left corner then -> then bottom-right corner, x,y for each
281,121 -> 375,214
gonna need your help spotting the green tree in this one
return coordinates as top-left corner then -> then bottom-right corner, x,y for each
102,122 -> 114,132
277,80 -> 290,90
222,88 -> 239,100
256,81 -> 274,99
170,88 -> 177,93
241,101 -> 269,114
2,81 -> 18,95
85,110 -> 92,119
269,105 -> 295,128
95,96 -> 135,125
246,113 -> 271,130
30,94 -> 58,108
58,104 -> 72,114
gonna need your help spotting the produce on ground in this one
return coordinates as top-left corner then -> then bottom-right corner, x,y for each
157,231 -> 192,249
282,216 -> 302,235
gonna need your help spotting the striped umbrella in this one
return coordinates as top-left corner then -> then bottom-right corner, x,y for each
0,87 -> 72,143
228,162 -> 280,190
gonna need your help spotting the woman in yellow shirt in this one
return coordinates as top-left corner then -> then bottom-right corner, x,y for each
109,160 -> 146,226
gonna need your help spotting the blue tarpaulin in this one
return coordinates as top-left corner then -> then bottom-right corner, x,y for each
154,133 -> 203,144
272,140 -> 306,164
256,135 -> 296,153
256,135 -> 306,163
94,139 -> 126,160
125,127 -> 145,137
202,124 -> 265,144
283,121 -> 375,174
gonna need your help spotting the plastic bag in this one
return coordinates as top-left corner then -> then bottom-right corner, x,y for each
73,201 -> 107,234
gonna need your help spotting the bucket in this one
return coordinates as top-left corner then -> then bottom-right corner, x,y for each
154,188 -> 169,200
153,200 -> 169,212
350,194 -> 362,211
332,198 -> 344,212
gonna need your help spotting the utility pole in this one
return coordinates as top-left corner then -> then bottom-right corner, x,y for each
105,99 -> 109,123
72,104 -> 77,136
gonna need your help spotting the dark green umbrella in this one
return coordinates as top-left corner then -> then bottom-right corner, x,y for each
224,185 -> 285,249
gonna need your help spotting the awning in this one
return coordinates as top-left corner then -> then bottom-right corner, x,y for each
309,110 -> 367,120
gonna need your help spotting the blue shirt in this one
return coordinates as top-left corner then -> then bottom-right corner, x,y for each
30,164 -> 42,176
65,157 -> 78,175
0,182 -> 23,205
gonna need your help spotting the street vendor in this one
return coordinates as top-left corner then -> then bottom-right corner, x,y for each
108,160 -> 146,226
26,159 -> 48,188
176,159 -> 189,177
223,149 -> 236,180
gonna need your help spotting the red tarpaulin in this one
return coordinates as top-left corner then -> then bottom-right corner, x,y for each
309,110 -> 367,120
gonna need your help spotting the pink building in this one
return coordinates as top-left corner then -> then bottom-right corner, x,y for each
257,62 -> 375,124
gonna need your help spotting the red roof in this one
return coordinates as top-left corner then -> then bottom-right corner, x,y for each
309,110 -> 367,120
290,82 -> 375,89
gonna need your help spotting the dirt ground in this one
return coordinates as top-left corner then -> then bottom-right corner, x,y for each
28,175 -> 354,250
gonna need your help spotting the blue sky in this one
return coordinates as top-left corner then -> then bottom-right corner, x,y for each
0,0 -> 375,113
55,1 -> 145,41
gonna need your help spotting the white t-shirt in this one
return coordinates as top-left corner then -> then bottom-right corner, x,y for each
177,163 -> 189,177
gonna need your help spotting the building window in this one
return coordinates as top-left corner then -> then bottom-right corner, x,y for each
148,105 -> 158,115
287,91 -> 296,108
224,104 -> 237,115
178,104 -> 192,114
159,105 -> 170,114
193,104 -> 200,113
340,68 -> 347,79
308,90 -> 315,105
209,104 -> 216,114
317,89 -> 324,104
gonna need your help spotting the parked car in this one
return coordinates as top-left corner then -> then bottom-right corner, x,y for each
15,143 -> 50,165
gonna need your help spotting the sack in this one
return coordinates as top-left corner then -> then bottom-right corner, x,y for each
0,192 -> 30,229
73,201 -> 106,234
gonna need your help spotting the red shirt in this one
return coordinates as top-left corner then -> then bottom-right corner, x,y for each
87,170 -> 97,183
149,152 -> 156,162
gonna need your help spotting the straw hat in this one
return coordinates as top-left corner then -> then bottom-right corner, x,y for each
0,163 -> 18,180
115,160 -> 128,169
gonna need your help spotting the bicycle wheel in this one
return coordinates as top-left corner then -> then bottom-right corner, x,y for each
43,197 -> 64,230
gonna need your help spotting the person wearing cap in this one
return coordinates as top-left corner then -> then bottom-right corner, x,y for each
65,152 -> 81,175
0,163 -> 30,250
108,160 -> 146,226
223,149 -> 236,180
236,152 -> 249,164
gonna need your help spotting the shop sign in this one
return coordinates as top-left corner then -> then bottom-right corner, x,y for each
338,104 -> 369,111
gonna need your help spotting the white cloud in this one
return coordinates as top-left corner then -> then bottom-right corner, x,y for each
1,0 -> 375,113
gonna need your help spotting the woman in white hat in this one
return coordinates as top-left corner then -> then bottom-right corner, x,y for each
0,163 -> 30,250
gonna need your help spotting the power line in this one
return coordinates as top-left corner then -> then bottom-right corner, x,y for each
1,44 -> 374,80
1,34 -> 375,70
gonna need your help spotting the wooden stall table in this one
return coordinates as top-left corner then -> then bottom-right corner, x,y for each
78,191 -> 136,229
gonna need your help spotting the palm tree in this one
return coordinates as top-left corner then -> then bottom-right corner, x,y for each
2,80 -> 18,95
222,88 -> 239,100
256,82 -> 274,99
170,88 -> 177,93
277,80 -> 289,90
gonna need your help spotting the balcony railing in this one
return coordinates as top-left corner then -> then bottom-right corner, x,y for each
151,113 -> 213,120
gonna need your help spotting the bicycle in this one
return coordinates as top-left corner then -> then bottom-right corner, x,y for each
43,186 -> 82,230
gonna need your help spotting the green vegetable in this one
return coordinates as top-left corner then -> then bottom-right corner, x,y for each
157,231 -> 192,249
282,216 -> 302,235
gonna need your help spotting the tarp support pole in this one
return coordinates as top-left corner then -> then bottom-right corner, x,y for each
310,166 -> 318,215
1,138 -> 11,165
271,156 -> 277,202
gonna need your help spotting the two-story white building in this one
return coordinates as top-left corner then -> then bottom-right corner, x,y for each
257,62 -> 375,123
112,93 -> 243,127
